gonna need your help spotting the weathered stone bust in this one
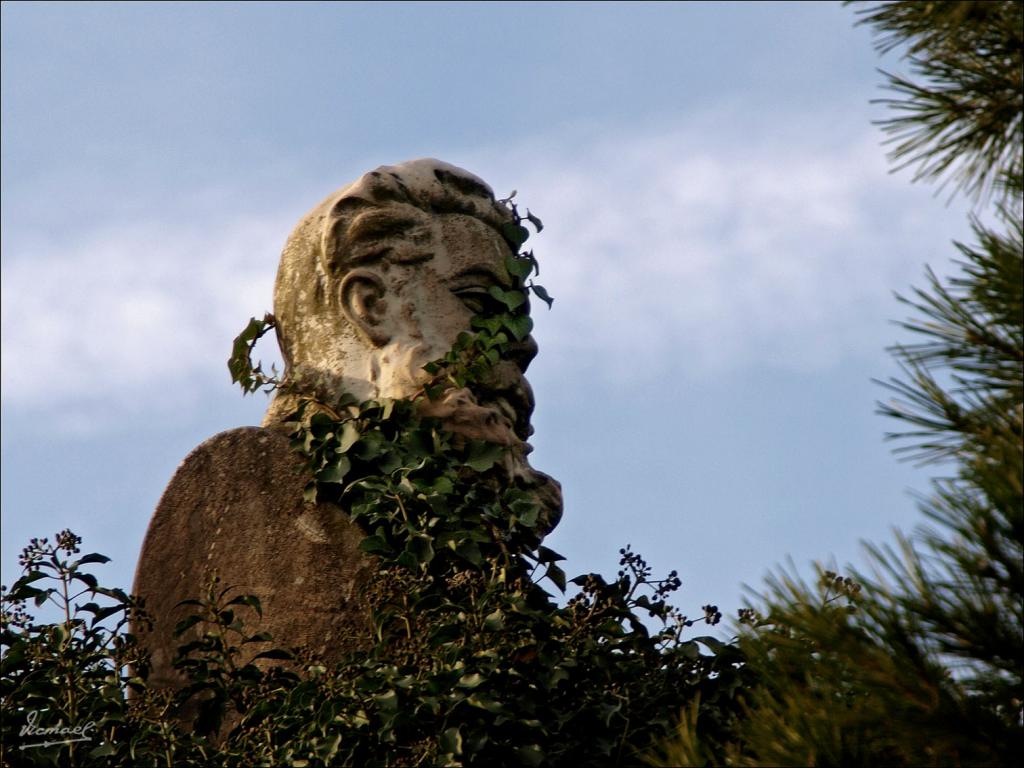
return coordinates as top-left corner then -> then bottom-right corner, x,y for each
134,159 -> 560,688
264,159 -> 552,484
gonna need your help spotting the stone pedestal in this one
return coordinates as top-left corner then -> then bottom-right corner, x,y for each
133,427 -> 374,687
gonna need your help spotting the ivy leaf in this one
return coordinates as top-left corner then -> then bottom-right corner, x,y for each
536,546 -> 566,564
471,315 -> 503,335
457,672 -> 485,689
408,535 -> 435,566
429,623 -> 462,646
521,249 -> 539,276
545,563 -> 567,593
7,583 -> 47,601
10,571 -> 47,587
320,456 -> 351,484
525,209 -> 543,232
467,692 -> 504,713
679,641 -> 701,660
693,635 -> 725,654
503,314 -> 534,342
243,631 -> 274,644
316,732 -> 342,762
88,743 -> 118,759
73,553 -> 111,567
253,648 -> 295,661
72,572 -> 98,590
440,726 -> 463,756
86,604 -> 125,627
465,441 -> 505,472
308,412 -> 334,436
488,285 -> 527,311
455,539 -> 483,566
226,594 -> 263,618
516,505 -> 539,528
516,744 -> 545,766
429,476 -> 453,496
407,428 -> 438,458
505,254 -> 534,280
303,481 -> 318,503
174,614 -> 203,636
374,690 -> 399,711
502,222 -> 531,250
94,585 -> 130,602
529,283 -> 554,309
359,535 -> 392,556
338,422 -> 361,453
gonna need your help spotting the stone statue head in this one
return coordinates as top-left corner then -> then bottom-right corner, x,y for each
263,159 -> 560,529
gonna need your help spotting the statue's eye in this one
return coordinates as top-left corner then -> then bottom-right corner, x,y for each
454,287 -> 500,315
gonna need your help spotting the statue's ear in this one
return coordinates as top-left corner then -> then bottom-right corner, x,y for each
339,269 -> 391,347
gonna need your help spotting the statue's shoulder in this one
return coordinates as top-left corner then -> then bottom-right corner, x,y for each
135,425 -> 373,686
142,425 -> 337,572
154,428 -> 299,512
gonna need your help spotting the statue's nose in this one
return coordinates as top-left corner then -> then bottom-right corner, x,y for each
508,335 -> 538,372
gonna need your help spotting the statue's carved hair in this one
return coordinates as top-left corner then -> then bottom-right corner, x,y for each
321,165 -> 511,274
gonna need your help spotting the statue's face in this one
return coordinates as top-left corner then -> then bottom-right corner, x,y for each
371,213 -> 537,446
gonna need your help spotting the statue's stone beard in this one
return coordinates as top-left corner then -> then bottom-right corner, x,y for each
375,340 -> 534,446
385,349 -> 563,537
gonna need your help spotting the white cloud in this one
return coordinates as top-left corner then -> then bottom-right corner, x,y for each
2,110 -> 976,427
1,216 -> 288,421
468,114 -> 975,382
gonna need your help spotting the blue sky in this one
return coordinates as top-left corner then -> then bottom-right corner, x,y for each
2,2 -> 978,623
